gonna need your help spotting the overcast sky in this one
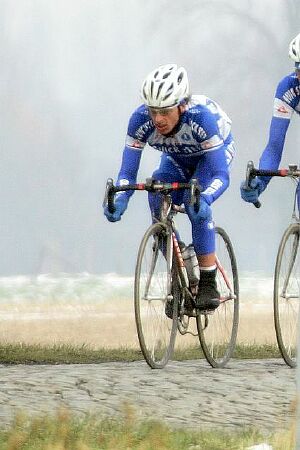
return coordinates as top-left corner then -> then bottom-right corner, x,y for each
0,0 -> 299,276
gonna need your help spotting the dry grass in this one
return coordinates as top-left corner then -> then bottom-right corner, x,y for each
0,298 -> 278,349
0,405 -> 294,450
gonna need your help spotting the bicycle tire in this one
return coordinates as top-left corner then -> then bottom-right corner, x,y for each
196,226 -> 239,368
274,222 -> 300,368
134,222 -> 178,368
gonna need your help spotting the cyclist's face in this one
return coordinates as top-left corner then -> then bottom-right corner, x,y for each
148,105 -> 182,135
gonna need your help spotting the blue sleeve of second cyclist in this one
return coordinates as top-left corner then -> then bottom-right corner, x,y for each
259,116 -> 290,186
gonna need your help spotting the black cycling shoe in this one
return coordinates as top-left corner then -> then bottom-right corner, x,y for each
165,299 -> 174,319
195,269 -> 220,311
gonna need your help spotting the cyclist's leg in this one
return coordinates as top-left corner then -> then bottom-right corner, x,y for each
184,184 -> 219,309
188,134 -> 236,309
186,133 -> 235,263
148,154 -> 189,238
185,154 -> 216,260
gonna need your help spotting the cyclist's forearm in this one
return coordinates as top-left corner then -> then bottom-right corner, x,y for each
200,145 -> 229,204
258,116 -> 290,186
117,146 -> 142,199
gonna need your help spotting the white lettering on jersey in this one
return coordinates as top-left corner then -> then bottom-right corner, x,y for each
202,179 -> 223,196
190,121 -> 207,139
135,120 -> 153,140
282,88 -> 297,104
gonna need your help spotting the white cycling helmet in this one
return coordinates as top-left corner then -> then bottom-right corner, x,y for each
289,32 -> 300,67
141,64 -> 189,108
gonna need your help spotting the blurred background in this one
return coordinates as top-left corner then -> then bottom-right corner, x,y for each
0,0 -> 299,277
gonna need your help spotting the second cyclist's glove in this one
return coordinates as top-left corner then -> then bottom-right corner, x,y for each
187,195 -> 212,221
104,196 -> 129,222
240,178 -> 266,204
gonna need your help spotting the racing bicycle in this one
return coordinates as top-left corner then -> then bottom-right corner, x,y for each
104,178 -> 239,369
245,161 -> 300,368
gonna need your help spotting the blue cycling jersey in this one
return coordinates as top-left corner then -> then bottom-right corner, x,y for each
116,95 -> 234,205
259,72 -> 300,177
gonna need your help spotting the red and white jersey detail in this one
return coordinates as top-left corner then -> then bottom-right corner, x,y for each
273,98 -> 294,119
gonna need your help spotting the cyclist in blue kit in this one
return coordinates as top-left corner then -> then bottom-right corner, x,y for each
241,33 -> 300,205
104,64 -> 235,311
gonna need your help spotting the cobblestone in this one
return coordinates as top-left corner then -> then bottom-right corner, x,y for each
0,358 -> 296,432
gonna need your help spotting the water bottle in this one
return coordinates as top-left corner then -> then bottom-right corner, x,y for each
182,244 -> 200,292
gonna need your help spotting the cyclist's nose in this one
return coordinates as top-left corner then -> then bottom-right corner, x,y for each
153,113 -> 166,124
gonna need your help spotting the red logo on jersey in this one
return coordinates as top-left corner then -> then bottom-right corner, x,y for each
132,140 -> 143,148
277,105 -> 289,114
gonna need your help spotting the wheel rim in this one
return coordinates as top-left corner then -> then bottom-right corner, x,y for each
274,225 -> 300,367
197,227 -> 239,367
135,225 -> 177,368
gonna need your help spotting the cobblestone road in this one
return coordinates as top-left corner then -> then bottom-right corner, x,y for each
0,359 -> 296,432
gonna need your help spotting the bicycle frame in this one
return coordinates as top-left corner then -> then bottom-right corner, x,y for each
215,255 -> 236,303
104,176 -> 239,368
245,161 -> 300,367
104,176 -> 236,307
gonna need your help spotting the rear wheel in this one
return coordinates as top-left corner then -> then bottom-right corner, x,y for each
197,227 -> 239,367
134,223 -> 178,368
274,223 -> 300,368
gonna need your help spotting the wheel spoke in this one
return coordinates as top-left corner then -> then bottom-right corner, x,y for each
197,227 -> 239,368
274,224 -> 300,367
135,224 -> 177,368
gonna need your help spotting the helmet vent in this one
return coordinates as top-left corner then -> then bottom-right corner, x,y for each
177,72 -> 184,83
150,81 -> 154,98
156,82 -> 164,99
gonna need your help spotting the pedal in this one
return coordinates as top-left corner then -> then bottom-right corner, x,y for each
199,309 -> 215,315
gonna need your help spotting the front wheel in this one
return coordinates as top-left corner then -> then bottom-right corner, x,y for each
134,223 -> 178,369
196,227 -> 239,368
274,223 -> 300,368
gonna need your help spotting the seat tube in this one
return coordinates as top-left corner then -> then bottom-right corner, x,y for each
172,232 -> 189,287
165,228 -> 174,293
297,181 -> 300,216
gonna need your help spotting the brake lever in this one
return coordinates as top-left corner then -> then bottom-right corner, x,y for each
190,178 -> 200,213
245,161 -> 261,208
103,178 -> 116,213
